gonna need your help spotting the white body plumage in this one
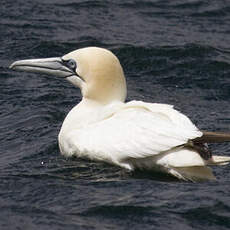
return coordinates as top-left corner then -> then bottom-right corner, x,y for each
10,47 -> 230,181
58,98 -> 210,180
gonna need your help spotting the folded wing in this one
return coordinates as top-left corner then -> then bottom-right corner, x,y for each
69,101 -> 202,164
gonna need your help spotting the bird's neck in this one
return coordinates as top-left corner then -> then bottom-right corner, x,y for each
59,98 -> 124,135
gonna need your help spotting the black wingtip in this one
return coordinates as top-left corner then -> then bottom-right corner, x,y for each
194,131 -> 230,143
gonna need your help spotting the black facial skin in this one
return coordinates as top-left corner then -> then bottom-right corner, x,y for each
62,59 -> 77,72
61,58 -> 85,81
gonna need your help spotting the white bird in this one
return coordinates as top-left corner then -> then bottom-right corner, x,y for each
10,47 -> 230,181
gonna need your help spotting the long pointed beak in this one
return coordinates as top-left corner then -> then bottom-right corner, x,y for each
9,57 -> 74,78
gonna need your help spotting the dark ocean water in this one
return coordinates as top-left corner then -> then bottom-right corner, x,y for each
1,0 -> 230,229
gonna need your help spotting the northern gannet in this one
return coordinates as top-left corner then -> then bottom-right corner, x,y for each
10,47 -> 230,181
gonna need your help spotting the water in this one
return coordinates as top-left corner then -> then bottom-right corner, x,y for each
1,0 -> 230,229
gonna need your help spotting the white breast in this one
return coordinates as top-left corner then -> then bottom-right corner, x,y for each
58,99 -> 203,172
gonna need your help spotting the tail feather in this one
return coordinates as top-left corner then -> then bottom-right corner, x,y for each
209,155 -> 230,166
168,155 -> 230,181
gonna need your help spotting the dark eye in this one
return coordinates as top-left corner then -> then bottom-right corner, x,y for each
66,59 -> 77,70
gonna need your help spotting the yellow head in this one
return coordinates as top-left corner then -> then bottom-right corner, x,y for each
63,47 -> 127,103
10,47 -> 127,104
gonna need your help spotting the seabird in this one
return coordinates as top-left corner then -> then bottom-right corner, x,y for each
10,47 -> 230,181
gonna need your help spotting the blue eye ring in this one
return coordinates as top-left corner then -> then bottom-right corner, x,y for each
67,59 -> 77,70
62,59 -> 77,71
